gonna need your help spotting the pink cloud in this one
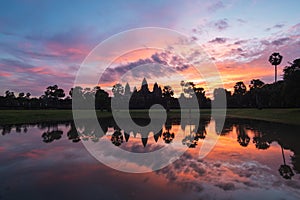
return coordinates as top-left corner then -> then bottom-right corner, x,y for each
0,72 -> 12,77
45,42 -> 89,62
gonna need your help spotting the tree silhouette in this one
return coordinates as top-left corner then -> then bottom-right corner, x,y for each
249,79 -> 265,108
44,85 -> 65,99
5,90 -> 15,98
233,81 -> 247,107
112,83 -> 124,97
213,88 -> 232,107
278,146 -> 294,179
282,58 -> 300,107
2,55 -> 300,110
162,85 -> 174,112
94,86 -> 110,111
269,52 -> 283,83
18,92 -> 25,98
234,81 -> 246,95
194,86 -> 208,108
183,81 -> 195,97
283,58 -> 300,80
41,85 -> 65,108
25,92 -> 31,99
249,79 -> 264,89
182,81 -> 195,110
112,83 -> 124,110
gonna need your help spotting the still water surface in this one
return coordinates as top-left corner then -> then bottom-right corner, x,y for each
1,117 -> 300,200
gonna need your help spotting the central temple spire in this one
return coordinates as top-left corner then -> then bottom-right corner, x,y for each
141,77 -> 150,95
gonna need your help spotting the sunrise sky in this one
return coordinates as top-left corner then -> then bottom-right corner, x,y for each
0,0 -> 299,97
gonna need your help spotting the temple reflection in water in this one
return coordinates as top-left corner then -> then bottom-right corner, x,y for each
1,116 -> 300,180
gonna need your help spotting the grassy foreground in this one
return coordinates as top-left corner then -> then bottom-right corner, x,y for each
0,108 -> 300,125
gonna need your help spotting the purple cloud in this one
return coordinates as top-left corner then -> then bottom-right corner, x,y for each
207,1 -> 225,12
214,19 -> 229,31
151,53 -> 168,65
100,52 -> 191,83
271,37 -> 290,46
209,37 -> 227,44
234,40 -> 248,45
265,23 -> 285,31
230,48 -> 243,55
100,58 -> 154,83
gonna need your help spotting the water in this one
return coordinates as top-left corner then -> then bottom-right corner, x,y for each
1,118 -> 300,200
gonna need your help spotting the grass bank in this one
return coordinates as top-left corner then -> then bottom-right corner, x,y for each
225,108 -> 300,125
0,110 -> 110,125
0,108 -> 300,125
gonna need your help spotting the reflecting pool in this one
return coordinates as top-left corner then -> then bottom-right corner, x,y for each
1,117 -> 300,200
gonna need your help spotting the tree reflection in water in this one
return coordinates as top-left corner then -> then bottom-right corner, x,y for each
1,117 -> 300,180
42,130 -> 63,143
162,118 -> 175,144
111,129 -> 123,146
253,130 -> 270,150
279,145 -> 294,179
236,125 -> 250,147
67,123 -> 81,143
182,135 -> 198,148
41,123 -> 63,143
181,117 -> 210,148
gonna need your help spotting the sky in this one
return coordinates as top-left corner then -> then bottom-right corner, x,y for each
0,0 -> 300,97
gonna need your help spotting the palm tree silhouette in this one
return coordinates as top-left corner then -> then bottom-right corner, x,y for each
269,52 -> 283,83
278,145 -> 294,179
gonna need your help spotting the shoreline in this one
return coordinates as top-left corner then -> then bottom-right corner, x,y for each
0,108 -> 300,125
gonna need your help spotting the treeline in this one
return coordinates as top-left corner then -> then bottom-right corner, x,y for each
0,58 -> 299,109
214,58 -> 300,108
0,77 -> 211,110
0,85 -> 110,110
